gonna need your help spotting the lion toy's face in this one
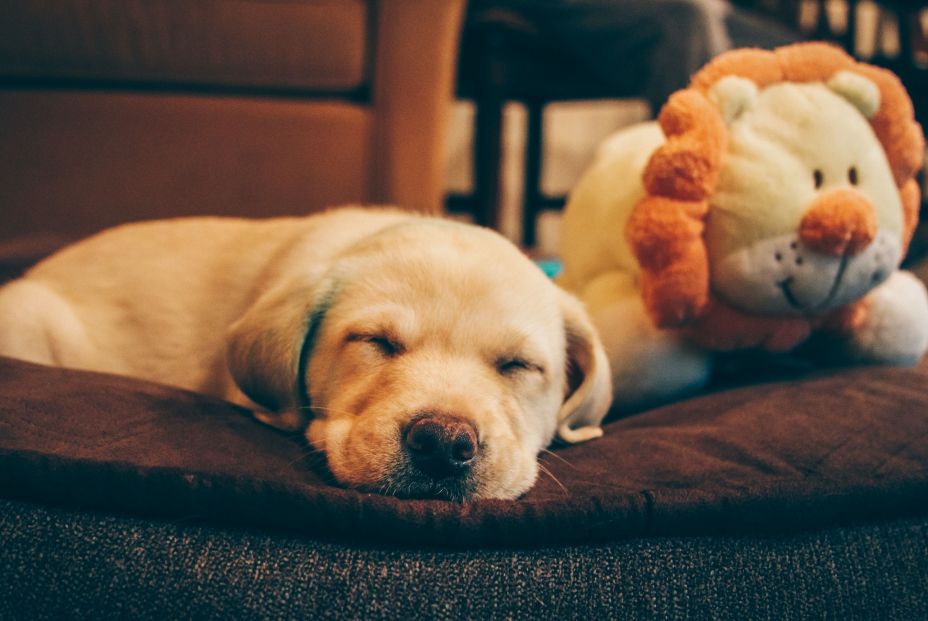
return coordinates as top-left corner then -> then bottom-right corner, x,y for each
705,74 -> 905,316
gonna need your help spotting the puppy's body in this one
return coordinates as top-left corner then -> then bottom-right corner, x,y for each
0,208 -> 611,499
0,210 -> 401,401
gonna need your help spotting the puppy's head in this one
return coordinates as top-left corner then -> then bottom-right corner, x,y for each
227,221 -> 611,500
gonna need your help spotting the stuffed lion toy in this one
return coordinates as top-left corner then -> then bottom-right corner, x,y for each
559,42 -> 928,410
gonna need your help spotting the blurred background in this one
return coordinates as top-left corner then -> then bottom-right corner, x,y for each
445,0 -> 928,256
1,0 -> 925,261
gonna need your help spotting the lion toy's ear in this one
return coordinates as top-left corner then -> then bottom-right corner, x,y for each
827,70 -> 881,118
709,75 -> 758,124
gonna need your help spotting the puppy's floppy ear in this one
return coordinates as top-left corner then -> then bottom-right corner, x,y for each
226,274 -> 336,431
556,291 -> 613,444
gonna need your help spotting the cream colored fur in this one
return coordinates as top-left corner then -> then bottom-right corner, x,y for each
0,208 -> 612,500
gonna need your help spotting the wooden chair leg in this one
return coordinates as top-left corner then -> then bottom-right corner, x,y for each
473,95 -> 505,229
522,101 -> 544,248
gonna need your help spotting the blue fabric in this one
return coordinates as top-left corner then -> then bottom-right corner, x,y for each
535,258 -> 563,278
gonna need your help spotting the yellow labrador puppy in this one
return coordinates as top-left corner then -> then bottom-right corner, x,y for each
0,208 -> 611,500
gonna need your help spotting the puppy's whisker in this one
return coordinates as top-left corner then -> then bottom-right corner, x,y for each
291,447 -> 316,460
286,445 -> 324,465
285,446 -> 323,467
302,405 -> 358,418
541,448 -> 577,469
538,463 -> 569,496
282,435 -> 330,465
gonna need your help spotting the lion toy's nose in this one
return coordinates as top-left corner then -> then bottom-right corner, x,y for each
799,188 -> 877,256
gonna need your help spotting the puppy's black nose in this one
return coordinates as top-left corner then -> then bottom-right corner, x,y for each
403,414 -> 478,479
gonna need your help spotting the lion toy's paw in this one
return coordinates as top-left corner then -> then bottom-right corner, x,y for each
846,270 -> 928,365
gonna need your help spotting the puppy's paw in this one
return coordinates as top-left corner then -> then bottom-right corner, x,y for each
253,409 -> 309,433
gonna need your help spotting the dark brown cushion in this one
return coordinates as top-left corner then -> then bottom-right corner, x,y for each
2,353 -> 927,547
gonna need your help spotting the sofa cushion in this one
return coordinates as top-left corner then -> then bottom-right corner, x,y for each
0,90 -> 374,239
0,0 -> 367,92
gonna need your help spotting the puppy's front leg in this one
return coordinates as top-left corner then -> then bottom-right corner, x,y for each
220,380 -> 309,433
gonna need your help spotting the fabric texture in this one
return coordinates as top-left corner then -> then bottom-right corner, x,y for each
2,498 -> 927,620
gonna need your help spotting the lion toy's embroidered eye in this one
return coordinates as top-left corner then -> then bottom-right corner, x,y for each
813,169 -> 824,189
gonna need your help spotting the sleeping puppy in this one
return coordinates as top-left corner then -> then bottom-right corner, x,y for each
0,207 -> 611,500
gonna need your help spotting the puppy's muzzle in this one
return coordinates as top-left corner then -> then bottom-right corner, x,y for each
403,414 -> 478,480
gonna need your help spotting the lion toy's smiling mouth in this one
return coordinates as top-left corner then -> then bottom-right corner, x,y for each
712,230 -> 901,316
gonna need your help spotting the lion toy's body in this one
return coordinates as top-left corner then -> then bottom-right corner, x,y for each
559,43 -> 928,410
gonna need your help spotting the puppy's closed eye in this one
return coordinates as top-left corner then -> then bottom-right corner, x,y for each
495,356 -> 545,377
348,332 -> 405,358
